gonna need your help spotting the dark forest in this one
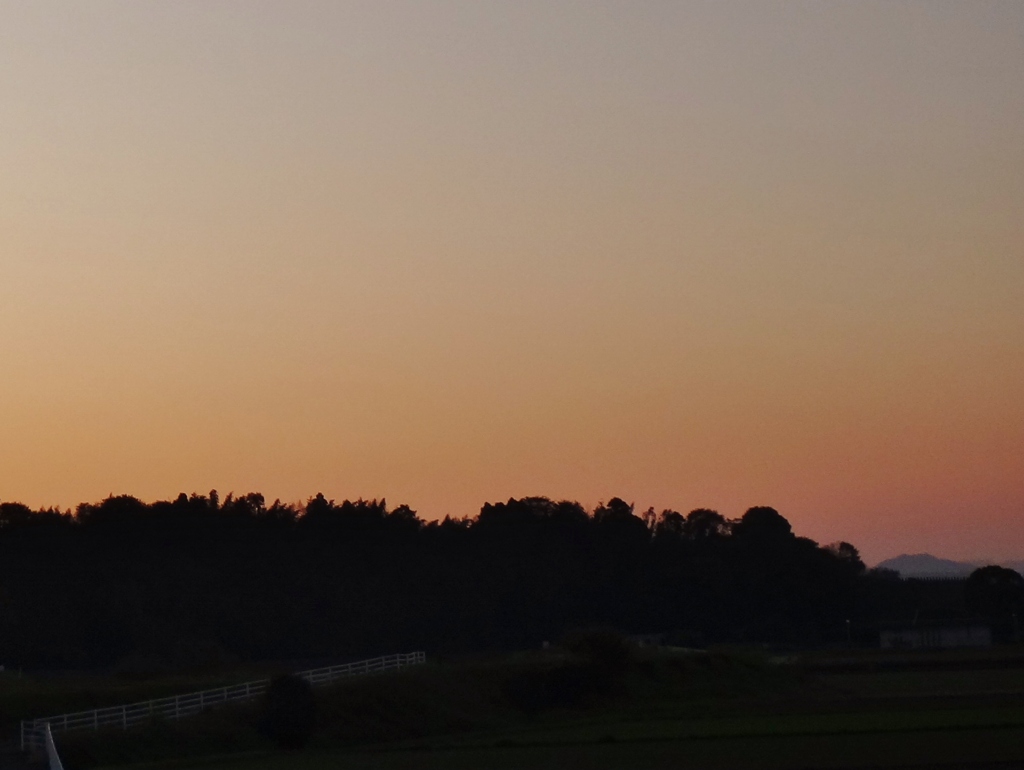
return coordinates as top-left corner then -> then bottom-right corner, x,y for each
0,493 -> 1011,670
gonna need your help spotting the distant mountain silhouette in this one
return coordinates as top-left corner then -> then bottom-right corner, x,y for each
876,553 -> 978,578
876,554 -> 1024,578
876,553 -> 1024,578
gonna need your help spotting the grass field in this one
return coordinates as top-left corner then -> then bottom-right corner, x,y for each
819,667 -> 1024,698
23,645 -> 1024,770
145,727 -> 1024,770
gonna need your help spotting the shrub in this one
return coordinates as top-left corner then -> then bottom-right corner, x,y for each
502,630 -> 635,714
562,628 -> 632,677
259,674 -> 316,749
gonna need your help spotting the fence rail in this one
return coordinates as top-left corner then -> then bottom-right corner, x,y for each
21,651 -> 425,751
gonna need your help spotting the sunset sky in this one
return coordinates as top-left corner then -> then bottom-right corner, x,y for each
1,1 -> 1021,564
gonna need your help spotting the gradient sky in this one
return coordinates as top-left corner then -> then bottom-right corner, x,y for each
1,1 -> 1022,563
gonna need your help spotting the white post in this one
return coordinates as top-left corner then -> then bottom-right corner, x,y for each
44,723 -> 65,770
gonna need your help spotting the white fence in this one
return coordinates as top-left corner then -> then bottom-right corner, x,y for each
21,651 -> 425,751
43,723 -> 65,770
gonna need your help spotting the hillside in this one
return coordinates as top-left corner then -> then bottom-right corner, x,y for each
875,553 -> 1024,579
875,553 -> 977,578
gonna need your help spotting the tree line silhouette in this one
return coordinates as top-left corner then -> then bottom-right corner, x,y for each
0,493 -> 1012,670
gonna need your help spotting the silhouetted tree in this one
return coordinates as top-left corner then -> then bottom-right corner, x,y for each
825,542 -> 866,575
732,506 -> 792,543
0,492 -> 941,668
683,508 -> 728,541
0,502 -> 33,529
966,566 -> 1024,639
259,675 -> 316,749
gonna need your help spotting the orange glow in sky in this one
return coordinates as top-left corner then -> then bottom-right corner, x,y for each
1,2 -> 1022,563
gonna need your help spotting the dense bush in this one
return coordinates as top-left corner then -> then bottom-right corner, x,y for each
259,675 -> 316,749
502,630 -> 634,713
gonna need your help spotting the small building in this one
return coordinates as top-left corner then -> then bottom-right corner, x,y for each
880,624 -> 991,650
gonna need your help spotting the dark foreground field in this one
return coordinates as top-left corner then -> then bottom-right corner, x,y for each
177,729 -> 1024,770
12,644 -> 1024,770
